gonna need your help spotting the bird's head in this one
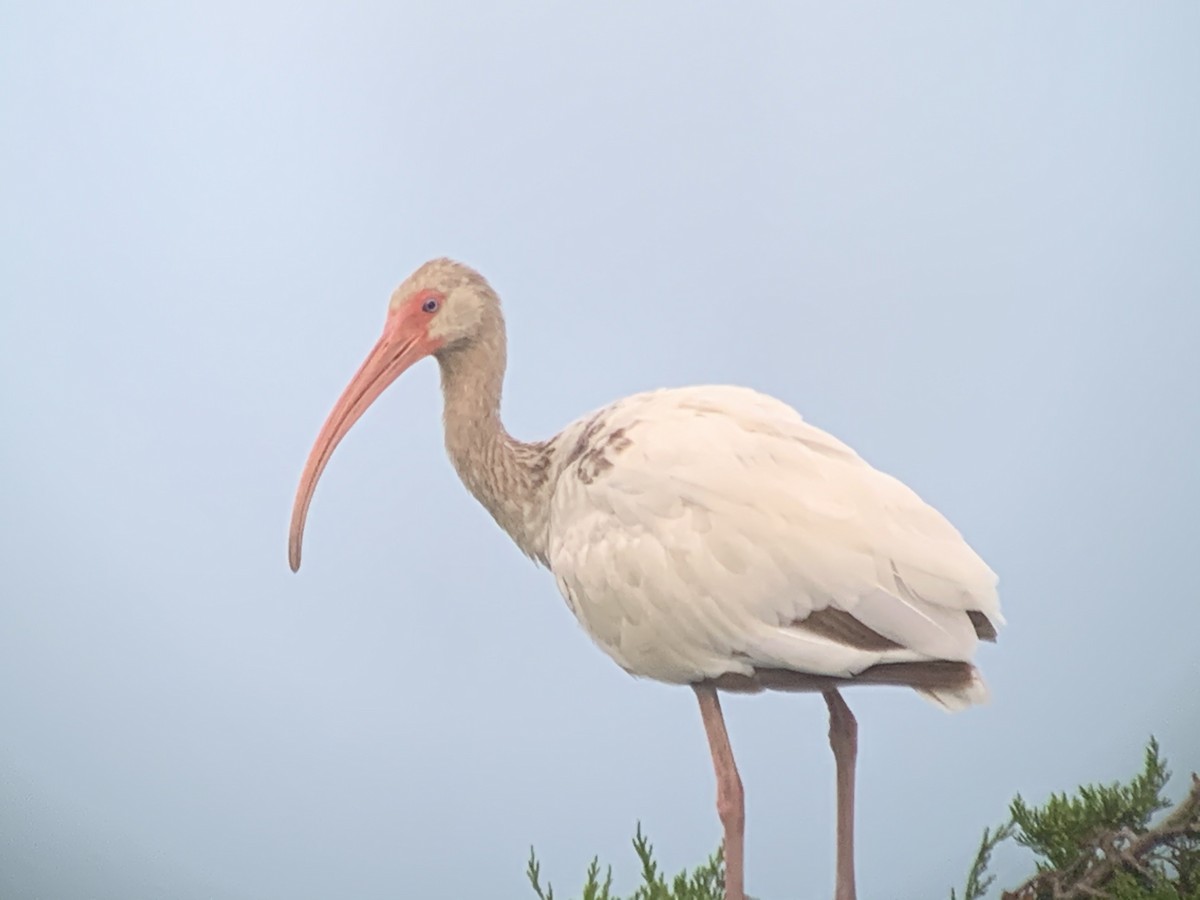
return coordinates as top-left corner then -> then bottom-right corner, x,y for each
287,257 -> 499,572
390,257 -> 501,352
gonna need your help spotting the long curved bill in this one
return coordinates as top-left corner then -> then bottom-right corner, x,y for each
288,325 -> 430,572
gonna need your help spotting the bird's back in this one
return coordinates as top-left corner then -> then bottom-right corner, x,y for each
545,385 -> 1002,709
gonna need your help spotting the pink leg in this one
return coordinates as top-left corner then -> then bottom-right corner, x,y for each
693,684 -> 746,900
823,689 -> 858,900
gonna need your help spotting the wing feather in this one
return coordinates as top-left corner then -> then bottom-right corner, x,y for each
547,386 -> 1001,700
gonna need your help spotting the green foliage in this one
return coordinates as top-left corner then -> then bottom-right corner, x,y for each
527,823 -> 729,900
527,739 -> 1198,900
1009,738 -> 1172,872
951,821 -> 1016,900
952,737 -> 1200,899
1107,868 -> 1200,900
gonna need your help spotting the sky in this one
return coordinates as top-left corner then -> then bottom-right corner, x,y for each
1,3 -> 1198,898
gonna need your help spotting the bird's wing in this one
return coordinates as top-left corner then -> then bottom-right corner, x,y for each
546,386 -> 1001,689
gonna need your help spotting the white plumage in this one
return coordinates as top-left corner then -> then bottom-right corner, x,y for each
547,386 -> 1001,707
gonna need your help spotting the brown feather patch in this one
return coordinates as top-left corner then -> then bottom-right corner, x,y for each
967,610 -> 998,642
791,608 -> 903,651
564,414 -> 607,467
708,660 -> 977,695
575,424 -> 636,484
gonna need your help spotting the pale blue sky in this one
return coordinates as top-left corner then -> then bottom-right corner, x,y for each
2,3 -> 1198,899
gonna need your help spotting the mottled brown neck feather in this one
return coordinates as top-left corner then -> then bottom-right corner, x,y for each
435,307 -> 555,564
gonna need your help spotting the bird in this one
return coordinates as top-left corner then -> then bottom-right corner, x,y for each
288,258 -> 1003,900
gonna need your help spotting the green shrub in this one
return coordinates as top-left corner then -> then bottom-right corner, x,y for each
527,823 -> 728,900
528,739 -> 1199,900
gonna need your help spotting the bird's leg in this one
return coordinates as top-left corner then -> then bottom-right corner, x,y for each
823,689 -> 858,900
693,684 -> 746,900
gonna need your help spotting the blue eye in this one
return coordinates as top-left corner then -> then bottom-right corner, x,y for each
421,297 -> 440,313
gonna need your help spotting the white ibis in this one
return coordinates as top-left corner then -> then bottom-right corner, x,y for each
288,258 -> 1002,900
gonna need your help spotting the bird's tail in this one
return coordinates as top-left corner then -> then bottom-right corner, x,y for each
915,666 -> 990,712
711,659 -> 990,711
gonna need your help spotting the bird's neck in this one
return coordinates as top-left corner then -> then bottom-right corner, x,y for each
436,333 -> 555,565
